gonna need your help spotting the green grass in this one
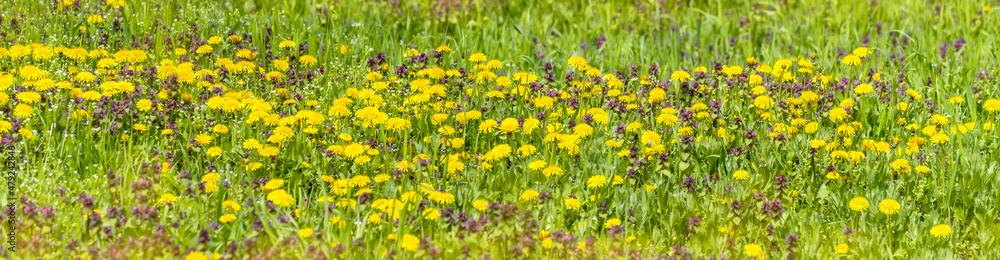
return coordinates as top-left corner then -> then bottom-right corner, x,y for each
1,0 -> 1000,259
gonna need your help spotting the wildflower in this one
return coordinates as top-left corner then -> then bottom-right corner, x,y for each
219,214 -> 236,223
423,208 -> 440,220
299,228 -> 314,238
853,47 -> 870,58
206,147 -> 223,157
930,133 -> 949,144
401,234 -> 420,251
201,173 -> 221,184
828,107 -> 849,121
368,214 -> 382,224
842,54 -> 861,66
565,197 -> 581,210
385,117 -> 411,132
849,196 -> 869,212
13,104 -> 33,118
732,170 -> 749,180
753,96 -> 774,109
159,193 -> 178,205
878,199 -> 900,215
603,218 -> 622,229
520,189 -> 540,201
343,143 -> 367,159
542,165 -> 564,177
196,45 -> 213,54
835,243 -> 850,254
500,118 -> 520,133
567,56 -> 588,70
931,114 -> 950,125
0,121 -> 11,133
890,159 -> 911,173
185,251 -> 208,260
194,134 -> 213,145
223,200 -> 241,212
279,40 -> 297,48
854,83 -> 873,95
671,70 -> 691,82
258,146 -> 279,157
136,99 -> 153,112
478,120 -> 499,134
929,224 -> 952,237
19,129 -> 35,140
300,55 -> 318,67
984,99 -> 1000,112
428,191 -> 455,204
587,175 -> 607,189
744,243 -> 765,258
263,178 -> 286,192
473,199 -> 488,211
469,53 -> 487,63
267,189 -> 295,207
517,145 -> 537,156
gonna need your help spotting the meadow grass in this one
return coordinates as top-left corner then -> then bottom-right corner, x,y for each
1,0 -> 1000,259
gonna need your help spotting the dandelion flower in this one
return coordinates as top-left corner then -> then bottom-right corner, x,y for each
878,199 -> 901,215
401,234 -> 420,252
473,199 -> 488,211
13,104 -> 33,118
223,200 -> 241,212
744,243 -> 765,258
185,251 -> 208,260
852,47 -> 870,58
565,197 -> 581,210
842,54 -> 861,66
469,53 -> 487,63
385,117 -> 411,132
262,178 -> 286,192
542,165 -> 564,177
930,133 -> 949,144
929,224 -> 952,237
499,118 -> 520,133
267,189 -> 295,207
835,243 -> 849,254
423,208 -> 441,220
854,83 -> 873,95
520,189 -> 540,201
984,99 -> 1000,112
890,159 -> 911,173
299,228 -> 314,238
732,170 -> 749,180
159,193 -> 178,205
0,121 -> 11,133
603,218 -> 622,229
196,45 -> 213,54
428,191 -> 455,204
753,96 -> 774,109
671,70 -> 691,82
219,214 -> 236,223
849,196 -> 869,212
206,147 -> 222,157
258,146 -> 279,157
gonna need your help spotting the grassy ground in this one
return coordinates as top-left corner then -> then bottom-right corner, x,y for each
2,0 -> 1000,259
